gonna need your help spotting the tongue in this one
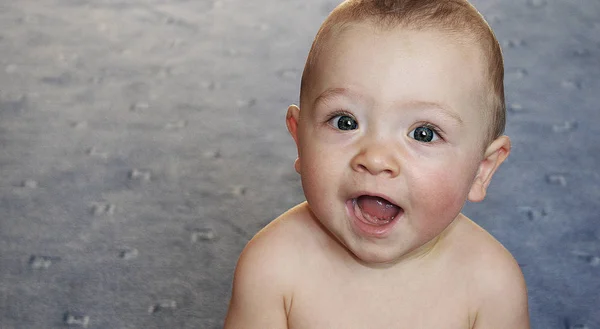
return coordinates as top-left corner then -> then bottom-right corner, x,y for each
357,195 -> 401,221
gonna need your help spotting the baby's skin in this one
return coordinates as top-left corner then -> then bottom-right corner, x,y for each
224,22 -> 529,329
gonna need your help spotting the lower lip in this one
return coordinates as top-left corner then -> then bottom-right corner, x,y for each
346,199 -> 402,238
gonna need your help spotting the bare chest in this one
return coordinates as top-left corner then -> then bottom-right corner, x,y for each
287,273 -> 473,329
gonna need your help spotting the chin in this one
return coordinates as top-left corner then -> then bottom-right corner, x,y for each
345,241 -> 411,268
354,253 -> 405,268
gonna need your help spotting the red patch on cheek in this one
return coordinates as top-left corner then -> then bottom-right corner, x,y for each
409,170 -> 469,235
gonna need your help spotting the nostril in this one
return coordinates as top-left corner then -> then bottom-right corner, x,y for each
357,164 -> 368,172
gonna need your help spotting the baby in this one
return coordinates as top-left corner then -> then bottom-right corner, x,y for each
224,0 -> 529,328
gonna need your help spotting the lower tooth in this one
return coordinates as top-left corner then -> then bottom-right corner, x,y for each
354,201 -> 391,225
365,213 -> 384,224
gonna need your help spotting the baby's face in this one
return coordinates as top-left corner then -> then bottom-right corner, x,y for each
289,23 -> 495,265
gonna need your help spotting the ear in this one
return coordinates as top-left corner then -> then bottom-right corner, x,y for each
286,104 -> 300,144
468,135 -> 511,202
286,105 -> 302,174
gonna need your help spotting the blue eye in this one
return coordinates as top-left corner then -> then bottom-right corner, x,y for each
410,126 -> 439,142
329,115 -> 358,130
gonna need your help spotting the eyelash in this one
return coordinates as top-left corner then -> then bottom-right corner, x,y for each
415,123 -> 445,141
324,111 -> 445,141
325,110 -> 355,125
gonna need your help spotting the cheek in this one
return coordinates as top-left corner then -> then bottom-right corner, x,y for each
298,144 -> 340,205
419,172 -> 466,212
409,162 -> 478,233
298,155 -> 344,232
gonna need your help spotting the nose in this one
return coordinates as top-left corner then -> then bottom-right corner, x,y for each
350,138 -> 401,178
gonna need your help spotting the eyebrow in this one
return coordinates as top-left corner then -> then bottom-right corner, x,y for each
312,87 -> 366,109
402,100 -> 464,125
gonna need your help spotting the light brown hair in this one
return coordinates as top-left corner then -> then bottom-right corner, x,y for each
300,0 -> 505,145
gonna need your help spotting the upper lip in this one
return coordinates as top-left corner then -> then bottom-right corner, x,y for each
348,191 -> 402,209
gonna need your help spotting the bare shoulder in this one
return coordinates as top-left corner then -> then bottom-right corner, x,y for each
448,215 -> 530,329
238,201 -> 325,275
223,202 -> 321,329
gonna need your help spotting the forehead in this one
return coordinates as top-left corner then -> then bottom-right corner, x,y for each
307,22 -> 489,124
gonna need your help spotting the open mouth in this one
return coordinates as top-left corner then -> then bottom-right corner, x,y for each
352,195 -> 402,226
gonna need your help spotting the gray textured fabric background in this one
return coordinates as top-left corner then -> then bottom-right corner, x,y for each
0,0 -> 598,328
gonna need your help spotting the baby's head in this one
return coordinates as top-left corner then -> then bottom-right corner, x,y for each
286,0 -> 511,264
300,0 -> 505,147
